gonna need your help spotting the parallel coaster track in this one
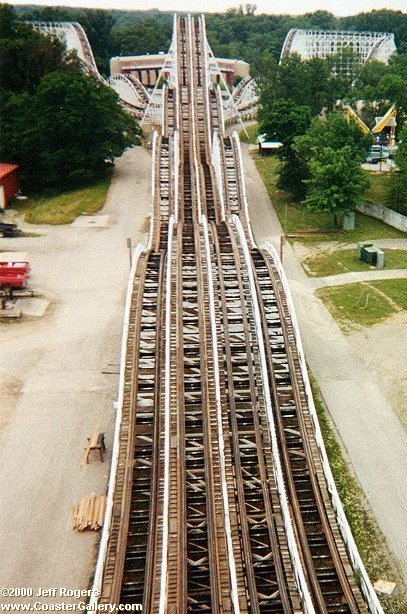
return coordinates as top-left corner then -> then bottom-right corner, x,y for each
91,14 -> 384,614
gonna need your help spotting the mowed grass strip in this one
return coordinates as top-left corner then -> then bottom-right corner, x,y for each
16,178 -> 110,225
254,155 -> 406,243
364,171 -> 391,205
303,248 -> 407,277
316,283 -> 397,330
239,122 -> 259,144
310,375 -> 407,613
371,279 -> 407,310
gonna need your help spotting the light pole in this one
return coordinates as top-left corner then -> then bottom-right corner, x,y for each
379,135 -> 385,173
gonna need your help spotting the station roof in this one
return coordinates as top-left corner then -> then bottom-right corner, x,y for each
259,141 -> 283,149
0,163 -> 19,180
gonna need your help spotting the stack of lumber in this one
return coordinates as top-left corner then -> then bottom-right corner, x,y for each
70,494 -> 106,531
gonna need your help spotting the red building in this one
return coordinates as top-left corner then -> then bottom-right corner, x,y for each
0,163 -> 20,209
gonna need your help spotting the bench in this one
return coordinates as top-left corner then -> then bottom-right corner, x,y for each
83,432 -> 106,464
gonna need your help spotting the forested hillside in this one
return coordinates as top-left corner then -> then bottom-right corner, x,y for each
7,3 -> 406,204
14,5 -> 407,76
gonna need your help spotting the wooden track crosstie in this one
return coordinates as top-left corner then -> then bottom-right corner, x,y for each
92,14 -> 384,614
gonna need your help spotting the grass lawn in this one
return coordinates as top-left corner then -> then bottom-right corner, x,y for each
239,122 -> 259,144
13,178 -> 110,225
365,171 -> 391,205
316,283 -> 398,330
371,279 -> 407,310
303,248 -> 407,277
364,171 -> 407,215
317,279 -> 407,331
311,374 -> 407,612
254,155 -> 406,243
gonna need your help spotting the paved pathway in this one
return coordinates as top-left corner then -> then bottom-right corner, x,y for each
304,238 -> 407,252
241,143 -> 407,582
0,147 -> 152,605
313,268 -> 407,289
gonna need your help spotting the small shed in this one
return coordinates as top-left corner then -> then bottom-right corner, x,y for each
0,163 -> 20,209
257,138 -> 283,156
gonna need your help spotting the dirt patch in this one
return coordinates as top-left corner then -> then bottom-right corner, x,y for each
139,215 -> 151,234
348,310 -> 407,428
0,374 -> 23,431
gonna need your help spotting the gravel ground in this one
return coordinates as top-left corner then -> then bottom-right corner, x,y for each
348,312 -> 407,430
0,146 -> 151,605
292,238 -> 407,262
240,142 -> 407,583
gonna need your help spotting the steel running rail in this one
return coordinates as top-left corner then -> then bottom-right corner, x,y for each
90,12 -> 385,614
260,240 -> 384,614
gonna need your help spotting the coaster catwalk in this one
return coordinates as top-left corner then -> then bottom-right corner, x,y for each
91,14 -> 384,614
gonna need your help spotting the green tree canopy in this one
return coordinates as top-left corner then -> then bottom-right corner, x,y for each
10,4 -> 407,76
259,97 -> 312,145
377,73 -> 407,114
387,124 -> 407,213
0,70 -> 140,188
259,98 -> 312,197
295,112 -> 372,162
291,112 -> 371,218
110,17 -> 172,57
304,146 -> 369,225
0,4 -> 71,94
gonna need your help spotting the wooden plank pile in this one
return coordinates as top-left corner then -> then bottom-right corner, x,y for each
70,494 -> 106,531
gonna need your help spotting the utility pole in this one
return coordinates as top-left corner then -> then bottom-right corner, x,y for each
280,235 -> 284,263
127,238 -> 132,270
379,136 -> 383,173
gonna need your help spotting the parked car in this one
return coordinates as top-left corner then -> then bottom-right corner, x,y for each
365,144 -> 390,164
0,222 -> 20,237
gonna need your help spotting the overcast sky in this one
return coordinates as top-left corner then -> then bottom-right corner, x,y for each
7,0 -> 407,16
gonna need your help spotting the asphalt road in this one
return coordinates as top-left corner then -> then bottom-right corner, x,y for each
0,146 -> 152,605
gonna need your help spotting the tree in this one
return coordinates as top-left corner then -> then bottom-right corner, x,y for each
377,73 -> 407,114
387,124 -> 407,213
303,57 -> 336,115
0,4 -> 70,94
110,17 -> 172,57
303,146 -> 369,226
295,111 -> 372,162
259,97 -> 311,145
0,70 -> 140,189
244,4 -> 257,16
10,5 -> 407,77
77,10 -> 115,75
274,54 -> 309,108
294,112 -> 371,223
271,54 -> 336,115
354,59 -> 390,94
302,10 -> 337,30
259,98 -> 312,197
